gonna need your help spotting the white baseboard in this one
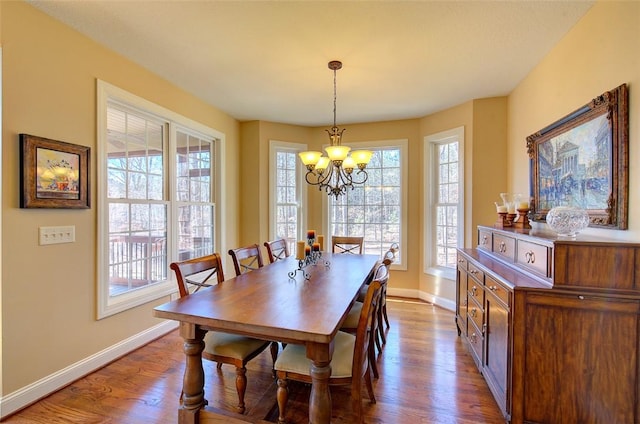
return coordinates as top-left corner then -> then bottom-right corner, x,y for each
388,287 -> 456,312
0,320 -> 178,419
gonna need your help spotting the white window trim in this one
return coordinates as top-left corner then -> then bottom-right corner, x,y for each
424,126 -> 464,281
268,140 -> 308,242
96,80 -> 226,319
323,138 -> 408,270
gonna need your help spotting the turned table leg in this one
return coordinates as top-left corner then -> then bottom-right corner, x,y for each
178,323 -> 207,424
307,342 -> 333,424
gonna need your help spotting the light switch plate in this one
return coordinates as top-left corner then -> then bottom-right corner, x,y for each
39,226 -> 76,245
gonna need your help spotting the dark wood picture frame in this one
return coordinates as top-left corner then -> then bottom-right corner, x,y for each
526,84 -> 628,229
20,134 -> 90,209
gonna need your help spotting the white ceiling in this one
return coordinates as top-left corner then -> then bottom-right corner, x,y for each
28,0 -> 594,127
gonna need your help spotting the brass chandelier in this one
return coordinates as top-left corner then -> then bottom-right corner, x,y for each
299,60 -> 372,198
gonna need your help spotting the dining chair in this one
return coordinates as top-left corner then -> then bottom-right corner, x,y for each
274,279 -> 383,424
332,236 -> 364,254
264,238 -> 290,263
170,253 -> 275,414
228,244 -> 264,276
341,261 -> 389,378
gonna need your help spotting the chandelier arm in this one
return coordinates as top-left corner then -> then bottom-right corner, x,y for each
349,169 -> 369,185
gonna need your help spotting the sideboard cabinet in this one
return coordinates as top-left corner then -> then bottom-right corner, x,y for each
456,226 -> 640,423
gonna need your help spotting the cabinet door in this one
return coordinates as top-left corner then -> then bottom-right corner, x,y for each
456,265 -> 468,336
516,292 -> 640,424
484,288 -> 510,417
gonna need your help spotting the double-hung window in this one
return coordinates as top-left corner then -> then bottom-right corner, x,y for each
425,127 -> 464,280
328,139 -> 407,268
269,141 -> 306,252
97,81 -> 223,318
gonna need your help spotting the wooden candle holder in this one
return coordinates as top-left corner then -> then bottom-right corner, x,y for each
495,212 -> 517,228
512,208 -> 531,229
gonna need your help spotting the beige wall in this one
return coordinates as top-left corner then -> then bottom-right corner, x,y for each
1,2 -> 240,394
508,1 -> 639,240
418,98 -> 507,302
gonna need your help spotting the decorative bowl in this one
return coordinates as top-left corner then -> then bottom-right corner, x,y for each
546,206 -> 590,237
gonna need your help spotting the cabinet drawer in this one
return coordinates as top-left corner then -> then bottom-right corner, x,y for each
468,262 -> 485,285
478,229 -> 492,251
467,297 -> 484,331
485,275 -> 511,307
493,234 -> 516,262
457,254 -> 468,270
467,319 -> 484,367
517,239 -> 550,278
467,278 -> 484,304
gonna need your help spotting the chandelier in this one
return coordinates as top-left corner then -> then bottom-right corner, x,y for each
299,60 -> 373,198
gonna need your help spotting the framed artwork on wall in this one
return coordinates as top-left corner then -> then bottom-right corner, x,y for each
20,134 -> 90,209
526,83 -> 628,229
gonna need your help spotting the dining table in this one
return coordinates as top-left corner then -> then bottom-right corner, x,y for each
153,251 -> 380,424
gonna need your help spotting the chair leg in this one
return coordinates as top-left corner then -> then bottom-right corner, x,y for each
364,365 -> 377,404
217,362 -> 223,370
378,304 -> 387,346
235,366 -> 247,414
383,302 -> 390,329
270,342 -> 279,364
276,378 -> 288,424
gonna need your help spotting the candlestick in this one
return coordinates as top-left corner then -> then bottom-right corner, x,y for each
317,235 -> 324,250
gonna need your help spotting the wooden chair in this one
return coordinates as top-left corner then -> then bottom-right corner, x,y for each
169,253 -> 274,414
274,279 -> 382,424
332,236 -> 364,254
228,244 -> 264,276
341,262 -> 389,378
264,238 -> 290,263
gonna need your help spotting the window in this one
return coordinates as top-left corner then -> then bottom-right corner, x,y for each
269,141 -> 306,252
328,139 -> 407,268
97,80 -> 224,318
425,127 -> 464,279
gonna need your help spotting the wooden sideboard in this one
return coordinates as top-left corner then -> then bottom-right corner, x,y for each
456,225 -> 640,423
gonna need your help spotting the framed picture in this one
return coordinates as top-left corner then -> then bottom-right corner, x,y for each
526,84 -> 628,229
20,134 -> 90,209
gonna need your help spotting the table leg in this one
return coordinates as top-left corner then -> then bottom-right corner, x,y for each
307,342 -> 333,424
179,323 -> 207,424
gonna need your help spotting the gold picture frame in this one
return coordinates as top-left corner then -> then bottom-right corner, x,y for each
20,134 -> 90,209
526,84 -> 628,230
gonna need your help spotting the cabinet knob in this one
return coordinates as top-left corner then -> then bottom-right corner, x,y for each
471,286 -> 478,296
525,250 -> 536,264
489,285 -> 498,292
458,258 -> 464,263
482,235 -> 488,245
470,308 -> 477,317
499,242 -> 506,253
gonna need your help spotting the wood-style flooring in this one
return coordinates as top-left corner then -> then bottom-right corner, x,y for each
3,298 -> 505,423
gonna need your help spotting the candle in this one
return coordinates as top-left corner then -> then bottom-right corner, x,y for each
507,204 -> 516,214
317,235 -> 324,250
307,230 -> 316,240
296,241 -> 306,260
312,242 -> 320,252
518,201 -> 529,210
305,245 -> 311,256
496,205 -> 507,213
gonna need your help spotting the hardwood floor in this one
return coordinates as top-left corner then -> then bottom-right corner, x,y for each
3,298 -> 504,423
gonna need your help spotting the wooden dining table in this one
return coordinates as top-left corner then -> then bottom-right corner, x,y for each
153,252 -> 379,424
